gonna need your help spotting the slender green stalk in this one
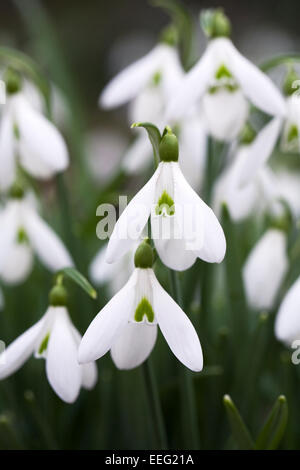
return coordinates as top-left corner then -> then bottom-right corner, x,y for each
142,359 -> 168,449
169,269 -> 200,449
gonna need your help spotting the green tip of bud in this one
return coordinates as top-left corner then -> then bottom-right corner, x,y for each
9,181 -> 25,199
159,24 -> 179,47
4,68 -> 22,95
283,67 -> 300,96
159,126 -> 178,162
239,122 -> 257,145
134,240 -> 154,269
200,8 -> 231,39
49,284 -> 68,307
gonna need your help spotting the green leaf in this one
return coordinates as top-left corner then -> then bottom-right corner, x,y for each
255,395 -> 288,450
131,122 -> 161,168
151,0 -> 194,70
223,395 -> 255,450
0,46 -> 51,116
260,54 -> 300,73
58,267 -> 97,299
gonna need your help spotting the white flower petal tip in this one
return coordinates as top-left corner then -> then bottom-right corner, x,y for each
243,229 -> 288,311
15,95 -> 69,174
78,273 -> 137,364
275,277 -> 300,345
151,272 -> 203,372
111,323 -> 157,370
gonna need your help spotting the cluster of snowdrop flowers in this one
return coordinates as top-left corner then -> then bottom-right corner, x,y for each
99,26 -> 206,190
0,280 -> 97,403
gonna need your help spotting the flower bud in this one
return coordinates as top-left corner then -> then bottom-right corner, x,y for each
159,126 -> 179,162
49,284 -> 68,307
283,67 -> 300,96
4,68 -> 22,95
200,9 -> 231,39
134,239 -> 154,269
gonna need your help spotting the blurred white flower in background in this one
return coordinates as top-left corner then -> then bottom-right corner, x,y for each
0,303 -> 97,403
275,276 -> 300,345
86,128 -> 128,184
167,31 -> 286,142
243,228 -> 288,311
0,192 -> 73,284
89,241 -> 135,295
0,85 -> 69,191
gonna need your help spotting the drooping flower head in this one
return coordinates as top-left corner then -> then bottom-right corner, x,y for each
0,185 -> 73,284
0,68 -> 69,191
167,9 -> 286,142
0,281 -> 97,403
79,239 -> 203,371
106,126 -> 226,271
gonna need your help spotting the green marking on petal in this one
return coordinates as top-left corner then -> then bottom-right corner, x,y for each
13,123 -> 20,140
152,70 -> 162,86
215,64 -> 233,80
155,190 -> 175,216
17,227 -> 29,244
38,333 -> 50,355
134,297 -> 155,323
287,124 -> 298,143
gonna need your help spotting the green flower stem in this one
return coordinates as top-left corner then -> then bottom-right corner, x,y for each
142,359 -> 168,449
260,54 -> 300,72
169,269 -> 200,450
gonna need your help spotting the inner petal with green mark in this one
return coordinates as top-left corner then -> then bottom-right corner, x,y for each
134,297 -> 155,323
38,332 -> 50,355
287,124 -> 298,143
155,190 -> 175,216
151,70 -> 162,86
209,63 -> 238,94
17,227 -> 29,244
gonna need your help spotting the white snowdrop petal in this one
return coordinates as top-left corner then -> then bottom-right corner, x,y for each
0,202 -> 19,271
100,45 -> 165,108
106,168 -> 159,263
46,307 -> 82,403
15,94 -> 69,172
226,39 -> 286,117
173,163 -> 226,263
81,362 -> 98,390
238,117 -> 282,187
0,242 -> 33,285
202,88 -> 249,141
111,322 -> 157,369
18,139 -> 55,180
23,205 -> 73,272
0,316 -> 46,379
78,271 -> 137,363
0,109 -> 15,190
122,134 -> 153,174
150,272 -> 203,371
166,47 -> 214,121
243,229 -> 288,311
275,277 -> 300,344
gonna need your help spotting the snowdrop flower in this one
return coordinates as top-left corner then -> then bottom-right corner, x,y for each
0,284 -> 97,403
106,128 -> 226,271
89,241 -> 136,295
236,70 -> 300,187
243,228 -> 288,311
0,69 -> 69,191
275,277 -> 300,345
0,187 -> 73,284
79,240 -> 203,371
213,123 -> 281,221
167,9 -> 286,142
